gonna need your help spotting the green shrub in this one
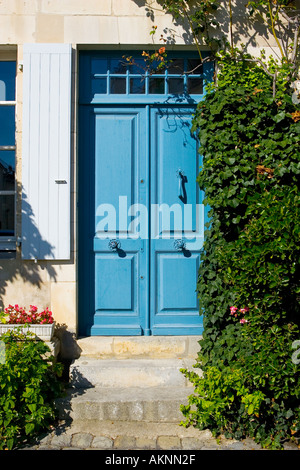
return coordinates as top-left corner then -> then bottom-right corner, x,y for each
181,363 -> 300,449
181,321 -> 300,448
0,330 -> 63,450
181,365 -> 267,440
182,58 -> 300,449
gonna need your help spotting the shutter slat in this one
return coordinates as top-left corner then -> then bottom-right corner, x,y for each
21,44 -> 72,260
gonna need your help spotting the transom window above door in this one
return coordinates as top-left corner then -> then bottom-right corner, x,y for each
79,52 -> 213,104
0,60 -> 16,247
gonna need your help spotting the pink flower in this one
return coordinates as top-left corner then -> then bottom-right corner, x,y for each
239,307 -> 249,314
230,306 -> 238,315
240,318 -> 248,324
3,304 -> 54,324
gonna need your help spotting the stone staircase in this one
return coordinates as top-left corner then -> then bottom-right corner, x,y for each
56,336 -> 202,426
40,336 -> 297,450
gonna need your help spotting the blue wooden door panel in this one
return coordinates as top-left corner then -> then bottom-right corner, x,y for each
79,107 -> 149,335
92,238 -> 147,335
150,107 -> 204,335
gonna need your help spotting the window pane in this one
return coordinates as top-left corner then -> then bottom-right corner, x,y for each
110,78 -> 126,94
0,61 -> 16,101
91,58 -> 108,75
187,59 -> 202,75
187,78 -> 203,94
129,58 -> 146,75
0,107 -> 15,146
0,194 -> 14,235
0,151 -> 15,191
110,59 -> 127,74
92,78 -> 107,95
168,78 -> 184,94
149,78 -> 165,94
148,57 -> 166,75
167,59 -> 184,74
130,78 -> 145,94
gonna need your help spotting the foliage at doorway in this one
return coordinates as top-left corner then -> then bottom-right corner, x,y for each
181,57 -> 300,449
0,330 -> 63,450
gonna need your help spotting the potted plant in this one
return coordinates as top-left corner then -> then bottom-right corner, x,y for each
0,304 -> 55,341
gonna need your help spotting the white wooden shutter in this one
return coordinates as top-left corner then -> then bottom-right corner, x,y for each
21,44 -> 72,260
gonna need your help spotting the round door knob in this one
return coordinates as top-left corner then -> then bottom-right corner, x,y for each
108,239 -> 121,251
174,239 -> 186,251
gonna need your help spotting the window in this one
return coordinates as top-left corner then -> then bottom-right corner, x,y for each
0,60 -> 16,248
90,54 -> 204,97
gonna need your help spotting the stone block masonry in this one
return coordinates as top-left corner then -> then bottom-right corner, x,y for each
21,424 -> 276,450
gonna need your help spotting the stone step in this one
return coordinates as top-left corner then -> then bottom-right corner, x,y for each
28,419 -> 262,450
69,357 -> 199,388
75,335 -> 201,359
56,385 -> 193,423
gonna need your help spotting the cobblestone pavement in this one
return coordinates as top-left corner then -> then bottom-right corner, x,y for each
19,421 -> 299,451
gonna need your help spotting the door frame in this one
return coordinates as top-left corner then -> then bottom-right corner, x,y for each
77,51 -> 214,337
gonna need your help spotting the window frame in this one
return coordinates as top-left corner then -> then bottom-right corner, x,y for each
0,57 -> 17,252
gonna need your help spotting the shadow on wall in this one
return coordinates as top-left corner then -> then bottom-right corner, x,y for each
0,182 -> 57,310
132,0 -> 270,53
0,183 -> 81,366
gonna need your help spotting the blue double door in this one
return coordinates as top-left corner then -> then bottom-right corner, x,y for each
79,105 -> 204,336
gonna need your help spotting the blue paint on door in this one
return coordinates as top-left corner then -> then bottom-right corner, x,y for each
92,107 -> 149,335
150,107 -> 205,335
78,52 -> 212,336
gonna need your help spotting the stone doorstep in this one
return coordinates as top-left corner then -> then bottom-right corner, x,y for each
75,335 -> 202,359
52,420 -> 209,440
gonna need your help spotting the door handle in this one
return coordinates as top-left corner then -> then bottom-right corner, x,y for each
177,169 -> 184,199
174,239 -> 186,251
177,169 -> 187,203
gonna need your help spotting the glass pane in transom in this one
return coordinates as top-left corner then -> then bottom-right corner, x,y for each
91,58 -> 108,75
168,78 -> 184,94
110,58 -> 128,74
110,77 -> 126,94
130,78 -> 145,94
187,59 -> 202,75
92,78 -> 107,95
149,78 -> 165,94
187,77 -> 203,94
129,58 -> 146,75
167,59 -> 184,75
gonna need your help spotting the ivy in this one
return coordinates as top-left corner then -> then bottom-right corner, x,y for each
181,59 -> 300,449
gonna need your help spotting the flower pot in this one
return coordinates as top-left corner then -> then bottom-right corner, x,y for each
0,322 -> 55,341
